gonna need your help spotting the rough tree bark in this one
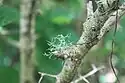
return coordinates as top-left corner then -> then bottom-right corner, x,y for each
19,0 -> 38,83
53,0 -> 125,83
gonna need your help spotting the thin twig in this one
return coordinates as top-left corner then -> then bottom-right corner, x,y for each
0,27 -> 20,48
38,72 -> 57,83
87,1 -> 94,18
71,64 -> 105,83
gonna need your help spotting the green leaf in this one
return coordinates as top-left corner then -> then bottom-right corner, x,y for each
0,5 -> 19,26
52,16 -> 72,24
50,7 -> 75,24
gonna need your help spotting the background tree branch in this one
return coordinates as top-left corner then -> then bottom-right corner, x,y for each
0,27 -> 19,47
19,0 -> 38,83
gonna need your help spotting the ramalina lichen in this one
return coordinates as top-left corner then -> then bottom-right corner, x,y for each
44,34 -> 72,59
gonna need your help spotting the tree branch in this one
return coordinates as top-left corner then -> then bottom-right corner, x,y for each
87,1 -> 94,18
38,1 -> 125,83
0,0 -> 3,5
38,72 -> 57,83
98,3 -> 125,39
0,27 -> 20,47
19,0 -> 38,83
53,0 -> 123,83
71,64 -> 105,83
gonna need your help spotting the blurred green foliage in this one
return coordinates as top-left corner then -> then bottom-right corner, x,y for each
0,5 -> 19,26
0,1 -> 80,83
0,67 -> 19,83
0,0 -> 125,83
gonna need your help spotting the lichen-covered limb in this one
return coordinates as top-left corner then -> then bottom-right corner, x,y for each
98,3 -> 125,39
54,0 -> 123,83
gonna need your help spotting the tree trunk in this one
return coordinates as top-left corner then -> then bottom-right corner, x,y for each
19,0 -> 37,83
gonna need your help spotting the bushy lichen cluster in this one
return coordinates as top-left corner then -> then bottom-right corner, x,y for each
44,34 -> 72,59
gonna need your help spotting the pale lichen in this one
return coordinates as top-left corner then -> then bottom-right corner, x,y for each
44,34 -> 73,59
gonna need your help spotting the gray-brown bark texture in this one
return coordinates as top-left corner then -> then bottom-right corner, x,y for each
19,0 -> 37,83
55,0 -> 121,83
